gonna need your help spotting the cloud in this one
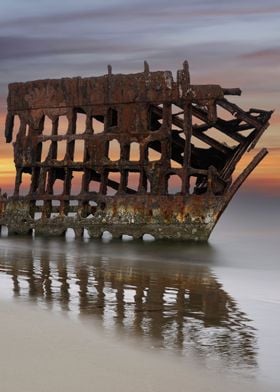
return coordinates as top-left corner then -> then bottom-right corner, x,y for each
0,0 -> 279,71
240,48 -> 280,63
0,36 -> 279,101
0,0 -> 278,192
1,1 -> 280,31
0,35 -> 152,61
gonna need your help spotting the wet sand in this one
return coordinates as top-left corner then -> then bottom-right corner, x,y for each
0,299 -> 266,392
0,194 -> 279,391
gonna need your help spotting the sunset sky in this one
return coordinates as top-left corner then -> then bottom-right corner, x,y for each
0,0 -> 279,195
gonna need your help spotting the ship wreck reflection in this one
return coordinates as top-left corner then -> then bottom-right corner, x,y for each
0,238 -> 257,369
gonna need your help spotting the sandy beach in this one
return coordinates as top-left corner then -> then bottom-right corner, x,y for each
0,299 -> 269,392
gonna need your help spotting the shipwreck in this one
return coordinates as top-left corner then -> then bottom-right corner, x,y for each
0,61 -> 273,240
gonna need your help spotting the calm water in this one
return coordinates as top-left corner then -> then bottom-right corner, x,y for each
0,193 -> 279,390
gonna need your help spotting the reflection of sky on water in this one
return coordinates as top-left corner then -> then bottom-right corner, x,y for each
0,237 -> 257,372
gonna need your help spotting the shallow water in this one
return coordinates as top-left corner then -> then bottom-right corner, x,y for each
0,193 -> 279,390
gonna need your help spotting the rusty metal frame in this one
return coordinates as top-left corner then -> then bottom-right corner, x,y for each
0,61 -> 273,240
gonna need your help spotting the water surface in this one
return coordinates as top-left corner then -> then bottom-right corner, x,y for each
0,193 -> 279,390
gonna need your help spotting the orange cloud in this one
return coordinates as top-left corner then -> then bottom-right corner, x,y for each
233,148 -> 280,195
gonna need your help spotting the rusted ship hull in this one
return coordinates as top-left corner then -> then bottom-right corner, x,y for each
0,195 -> 223,240
0,61 -> 272,240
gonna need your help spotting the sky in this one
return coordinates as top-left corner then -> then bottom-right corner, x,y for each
0,0 -> 279,195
